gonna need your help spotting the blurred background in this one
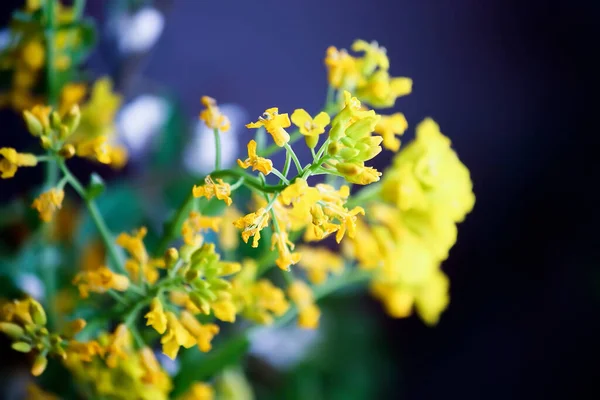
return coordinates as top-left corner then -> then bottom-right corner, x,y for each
1,0 -> 598,399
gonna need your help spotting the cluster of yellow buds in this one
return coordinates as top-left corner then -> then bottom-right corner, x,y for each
0,297 -> 86,376
325,39 -> 412,108
345,119 -> 475,324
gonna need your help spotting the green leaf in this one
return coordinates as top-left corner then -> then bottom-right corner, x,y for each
86,173 -> 105,200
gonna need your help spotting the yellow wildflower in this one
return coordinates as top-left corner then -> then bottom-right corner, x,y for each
192,175 -> 233,206
374,113 -> 408,152
117,227 -> 164,284
287,281 -> 320,329
116,227 -> 148,263
179,311 -> 220,352
105,324 -> 130,368
356,70 -> 413,108
139,347 -> 173,393
66,340 -> 104,362
233,207 -> 270,248
237,139 -> 273,174
351,39 -> 389,74
60,82 -> 87,115
0,147 -> 37,178
291,109 -> 331,149
182,211 -> 222,246
297,246 -> 344,284
199,96 -> 230,132
246,107 -> 291,147
180,382 -> 215,400
271,232 -> 301,271
343,218 -> 382,270
161,312 -> 196,359
145,298 -> 168,334
32,188 -> 64,222
22,41 -> 45,69
335,162 -> 382,185
211,298 -> 237,322
170,291 -> 202,315
72,266 -> 130,298
324,46 -> 362,90
219,207 -> 243,251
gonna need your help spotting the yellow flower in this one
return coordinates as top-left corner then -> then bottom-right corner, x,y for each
233,207 -> 270,248
145,298 -> 168,334
116,227 -> 148,264
324,46 -> 362,90
192,175 -> 233,206
182,211 -> 222,246
139,347 -> 173,394
335,162 -> 382,185
170,291 -> 202,315
297,246 -> 344,285
342,217 -> 382,270
22,41 -> 45,69
66,340 -> 104,362
60,82 -> 87,115
356,70 -> 412,108
237,140 -> 273,175
0,147 -> 37,178
105,324 -> 130,368
351,39 -> 389,74
374,113 -> 408,152
287,281 -> 320,329
246,107 -> 291,147
211,298 -> 237,323
32,188 -> 64,222
291,109 -> 331,149
161,312 -> 196,359
180,382 -> 215,400
199,96 -> 230,132
179,311 -> 220,352
219,207 -> 243,251
72,266 -> 130,298
271,232 -> 301,271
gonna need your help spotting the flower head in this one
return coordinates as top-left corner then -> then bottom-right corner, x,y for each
271,232 -> 301,271
145,298 -> 168,334
246,108 -> 291,147
291,109 -> 331,149
233,208 -> 270,248
179,311 -> 220,352
32,188 -> 64,222
237,140 -> 273,175
297,246 -> 344,285
0,148 -> 37,178
182,211 -> 222,246
72,267 -> 130,298
192,175 -> 233,206
161,312 -> 196,359
287,281 -> 320,329
199,96 -> 230,132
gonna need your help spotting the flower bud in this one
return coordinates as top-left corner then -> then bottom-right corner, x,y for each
165,247 -> 179,267
63,104 -> 81,134
29,299 -> 47,326
59,143 -> 76,159
0,322 -> 24,339
22,110 -> 43,136
50,111 -> 62,131
327,141 -> 341,156
12,341 -> 32,353
31,354 -> 48,376
189,292 -> 211,315
63,318 -> 86,337
185,269 -> 200,282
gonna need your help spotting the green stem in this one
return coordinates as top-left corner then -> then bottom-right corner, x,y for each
283,143 -> 302,173
270,169 -> 289,184
59,161 -> 126,274
213,128 -> 221,170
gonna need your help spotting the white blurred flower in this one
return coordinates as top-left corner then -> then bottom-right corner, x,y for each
116,8 -> 164,54
157,351 -> 180,375
117,95 -> 169,157
249,324 -> 320,370
184,104 -> 247,174
17,273 -> 45,300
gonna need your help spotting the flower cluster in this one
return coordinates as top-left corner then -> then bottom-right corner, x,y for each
0,10 -> 475,396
